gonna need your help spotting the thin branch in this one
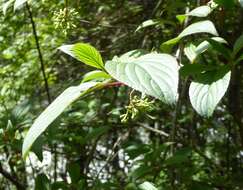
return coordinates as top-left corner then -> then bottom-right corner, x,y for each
26,2 -> 51,104
95,130 -> 130,179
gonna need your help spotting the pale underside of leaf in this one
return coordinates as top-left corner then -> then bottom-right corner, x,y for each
3,0 -> 14,15
14,0 -> 27,10
105,53 -> 179,105
135,19 -> 160,32
195,37 -> 227,55
239,0 -> 243,7
22,82 -> 98,159
139,182 -> 158,190
184,44 -> 197,63
189,71 -> 231,117
161,20 -> 218,52
186,6 -> 212,17
178,20 -> 218,38
185,37 -> 227,63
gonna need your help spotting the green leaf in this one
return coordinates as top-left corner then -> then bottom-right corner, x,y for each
161,21 -> 218,52
207,39 -> 231,58
51,182 -> 68,190
233,34 -> 243,57
165,148 -> 192,166
235,54 -> 243,64
35,173 -> 50,190
22,82 -> 98,159
189,69 -> 231,117
31,137 -> 44,162
176,14 -> 187,24
139,182 -> 158,190
82,70 -> 111,83
186,6 -> 212,17
178,20 -> 218,38
59,43 -> 104,70
67,163 -> 81,183
135,19 -> 160,32
105,53 -> 179,105
125,144 -> 150,159
84,126 -> 110,142
14,0 -> 27,10
160,37 -> 180,53
131,165 -> 153,180
180,64 -> 215,77
215,0 -> 235,8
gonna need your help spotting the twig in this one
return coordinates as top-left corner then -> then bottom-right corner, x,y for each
26,3 -> 51,104
95,130 -> 130,179
138,123 -> 169,137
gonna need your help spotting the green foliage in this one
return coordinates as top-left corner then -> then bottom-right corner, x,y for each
1,0 -> 243,189
82,70 -> 111,83
233,34 -> 243,56
22,82 -> 99,159
161,20 -> 218,52
59,43 -> 104,70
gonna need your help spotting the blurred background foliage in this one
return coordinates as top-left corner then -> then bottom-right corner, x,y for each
0,0 -> 243,189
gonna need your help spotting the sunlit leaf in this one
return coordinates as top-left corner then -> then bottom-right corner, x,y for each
186,6 -> 212,17
14,0 -> 27,10
184,43 -> 197,63
189,68 -> 231,117
195,37 -> 227,55
176,14 -> 187,24
139,182 -> 158,190
22,82 -> 99,159
179,20 -> 218,38
82,70 -> 111,83
135,19 -> 160,32
184,37 -> 227,63
161,20 -> 218,52
59,43 -> 104,70
105,53 -> 179,105
3,0 -> 14,15
239,0 -> 243,7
